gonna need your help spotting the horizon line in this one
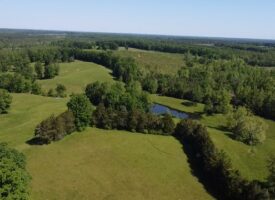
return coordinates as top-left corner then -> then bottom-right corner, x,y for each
1,27 -> 275,42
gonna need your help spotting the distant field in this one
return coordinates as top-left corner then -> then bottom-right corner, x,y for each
114,48 -> 184,74
151,94 -> 275,181
37,60 -> 114,94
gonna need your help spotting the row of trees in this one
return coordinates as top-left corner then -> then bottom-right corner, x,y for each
0,89 -> 12,114
174,119 -> 272,200
92,103 -> 175,134
0,143 -> 30,199
34,62 -> 60,79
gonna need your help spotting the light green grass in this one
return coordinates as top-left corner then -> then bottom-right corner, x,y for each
25,128 -> 213,200
114,48 -> 184,74
151,94 -> 275,181
0,93 -> 213,200
0,93 -> 67,149
37,60 -> 114,94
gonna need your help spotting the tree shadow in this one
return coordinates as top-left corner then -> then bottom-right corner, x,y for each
174,136 -> 221,199
181,101 -> 197,107
188,111 -> 204,120
26,137 -> 45,146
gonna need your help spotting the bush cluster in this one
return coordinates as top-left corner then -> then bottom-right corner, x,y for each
34,111 -> 76,144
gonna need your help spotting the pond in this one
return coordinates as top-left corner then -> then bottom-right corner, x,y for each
150,104 -> 189,119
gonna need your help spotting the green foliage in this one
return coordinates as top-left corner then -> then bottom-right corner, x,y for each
67,94 -> 93,131
174,119 -> 269,200
92,104 -> 174,135
85,81 -> 151,112
227,107 -> 268,145
44,63 -> 60,79
0,89 -> 12,114
34,62 -> 44,79
34,111 -> 76,144
0,143 -> 30,200
204,90 -> 232,114
0,73 -> 32,93
31,82 -> 42,95
55,84 -> 66,97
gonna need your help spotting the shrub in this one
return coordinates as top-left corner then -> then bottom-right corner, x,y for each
34,111 -> 76,144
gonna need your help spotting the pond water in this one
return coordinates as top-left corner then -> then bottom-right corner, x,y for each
150,104 -> 189,119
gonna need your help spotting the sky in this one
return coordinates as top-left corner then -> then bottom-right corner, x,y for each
0,0 -> 275,39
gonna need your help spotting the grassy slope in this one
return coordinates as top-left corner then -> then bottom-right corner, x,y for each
114,48 -> 184,74
37,60 -> 114,94
0,94 -> 67,149
0,61 -> 213,200
26,128 -> 212,200
151,94 -> 275,181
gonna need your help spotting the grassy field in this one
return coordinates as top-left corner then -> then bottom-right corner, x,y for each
0,62 -> 213,199
37,60 -> 114,94
151,94 -> 275,181
26,128 -> 213,200
0,94 -> 67,149
114,48 -> 184,74
0,95 -> 213,200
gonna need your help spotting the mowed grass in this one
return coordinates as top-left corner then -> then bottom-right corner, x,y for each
26,128 -> 213,200
151,94 -> 275,181
37,60 -> 114,94
114,48 -> 184,74
0,93 -> 67,149
0,73 -> 213,198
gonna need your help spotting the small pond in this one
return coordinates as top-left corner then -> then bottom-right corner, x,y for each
150,104 -> 189,119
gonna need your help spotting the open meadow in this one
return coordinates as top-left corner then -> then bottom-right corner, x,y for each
0,61 -> 213,200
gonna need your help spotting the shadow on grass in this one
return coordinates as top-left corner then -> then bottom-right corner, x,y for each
181,101 -> 197,107
26,138 -> 45,146
174,136 -> 221,199
188,111 -> 204,120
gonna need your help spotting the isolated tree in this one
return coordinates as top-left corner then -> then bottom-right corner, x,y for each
227,107 -> 268,145
67,94 -> 93,131
55,84 -> 66,97
47,88 -> 55,97
0,89 -> 12,114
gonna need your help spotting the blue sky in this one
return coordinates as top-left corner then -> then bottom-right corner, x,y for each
0,0 -> 274,39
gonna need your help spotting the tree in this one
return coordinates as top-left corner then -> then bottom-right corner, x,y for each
227,107 -> 268,145
34,62 -> 44,79
34,111 -> 76,144
0,89 -> 12,114
0,143 -> 30,200
55,84 -> 66,97
67,94 -> 93,131
44,63 -> 59,79
31,82 -> 42,95
234,117 -> 267,145
85,81 -> 109,105
161,114 -> 175,134
47,88 -> 55,97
